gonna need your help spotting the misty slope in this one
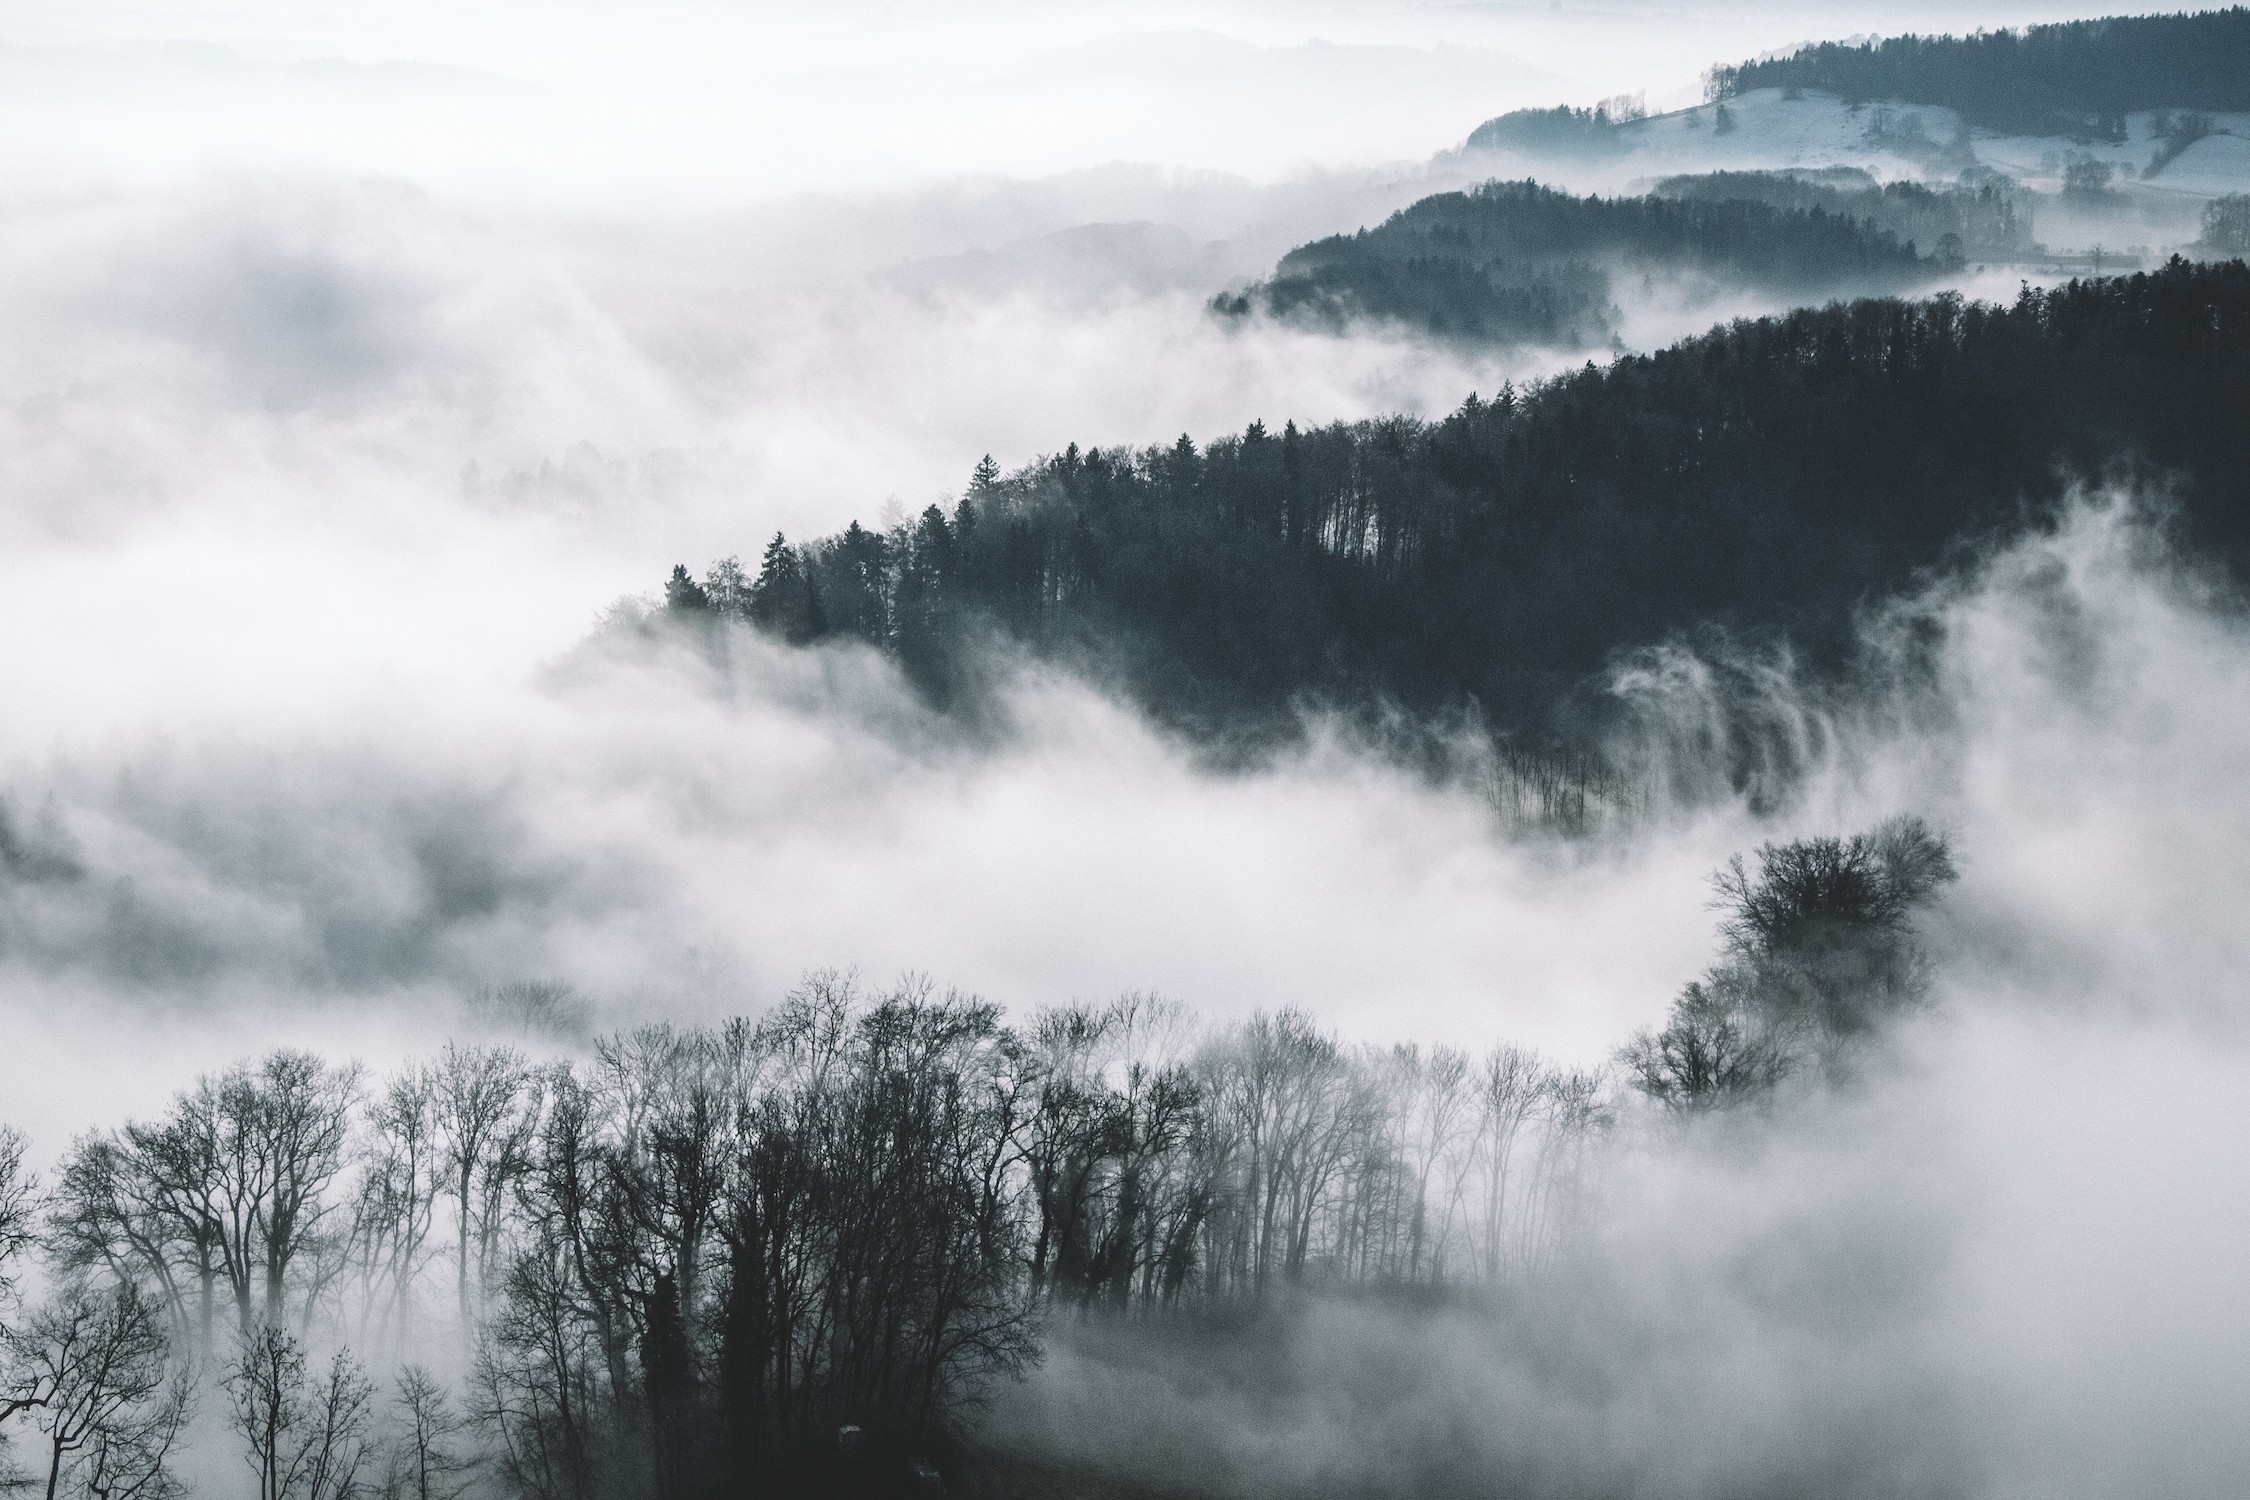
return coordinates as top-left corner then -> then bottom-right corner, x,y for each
1209,179 -> 1932,348
1708,7 -> 2250,140
664,259 -> 2250,753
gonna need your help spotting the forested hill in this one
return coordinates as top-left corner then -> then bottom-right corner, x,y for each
1210,179 -> 1932,348
1706,8 -> 2250,138
659,259 -> 2250,752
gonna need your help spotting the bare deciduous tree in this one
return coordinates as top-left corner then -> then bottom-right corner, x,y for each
351,1069 -> 444,1355
380,1366 -> 474,1500
435,1045 -> 532,1339
0,1129 -> 32,1299
225,1324 -> 375,1500
1,1283 -> 191,1500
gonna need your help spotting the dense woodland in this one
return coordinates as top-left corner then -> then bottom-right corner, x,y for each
1704,8 -> 2250,138
0,822 -> 1950,1499
663,260 -> 2250,769
1209,179 -> 1931,346
1651,171 -> 2032,261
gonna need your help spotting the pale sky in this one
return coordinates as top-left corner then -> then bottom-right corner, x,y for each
0,0 -> 2155,203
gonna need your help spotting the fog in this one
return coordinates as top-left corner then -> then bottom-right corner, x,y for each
3,3 -> 2247,1497
971,495 -> 2250,1497
999,1013 -> 2250,1499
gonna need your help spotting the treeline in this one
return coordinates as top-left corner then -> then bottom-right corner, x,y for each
1705,8 -> 2250,139
0,821 -> 1951,1498
1652,169 -> 2032,261
0,997 -> 1617,1498
0,1015 -> 1607,1500
0,1017 -> 1609,1500
662,260 -> 2250,760
1208,179 -> 1931,347
1460,101 -> 1646,159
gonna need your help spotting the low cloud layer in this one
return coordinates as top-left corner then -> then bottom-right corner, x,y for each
974,514 -> 2250,1500
992,990 -> 2250,1498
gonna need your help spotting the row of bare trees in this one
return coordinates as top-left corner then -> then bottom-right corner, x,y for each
1,987 -> 1614,1500
1022,1001 -> 1612,1311
44,1048 -> 533,1361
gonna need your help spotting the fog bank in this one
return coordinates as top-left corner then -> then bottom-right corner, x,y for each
975,509 -> 2250,1500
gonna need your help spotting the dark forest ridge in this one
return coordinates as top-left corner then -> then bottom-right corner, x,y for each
1210,179 -> 1935,348
657,260 -> 2250,757
1705,7 -> 2250,138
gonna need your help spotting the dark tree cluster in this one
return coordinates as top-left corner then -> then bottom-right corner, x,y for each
1460,102 -> 1643,159
1704,8 -> 2250,140
666,260 -> 2250,769
2204,193 -> 2250,255
1620,817 -> 1957,1109
1209,179 -> 1932,347
1651,170 -> 2032,261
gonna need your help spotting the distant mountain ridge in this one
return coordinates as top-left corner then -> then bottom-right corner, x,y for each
1705,8 -> 2250,140
1210,179 -> 1933,348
